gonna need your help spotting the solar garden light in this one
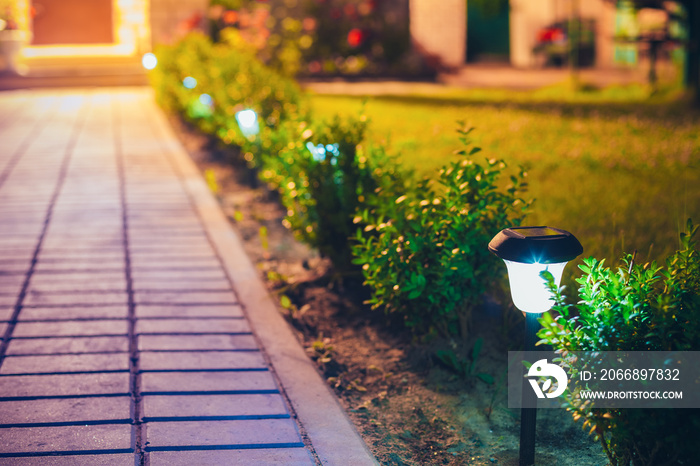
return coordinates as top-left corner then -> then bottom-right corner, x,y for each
306,142 -> 340,162
488,226 -> 583,466
235,109 -> 259,139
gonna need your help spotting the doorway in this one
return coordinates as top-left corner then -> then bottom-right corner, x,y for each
466,0 -> 510,62
31,0 -> 114,45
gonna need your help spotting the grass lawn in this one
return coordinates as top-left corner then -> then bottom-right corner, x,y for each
309,85 -> 700,271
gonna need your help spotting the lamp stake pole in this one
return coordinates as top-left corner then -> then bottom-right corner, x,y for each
519,312 -> 540,466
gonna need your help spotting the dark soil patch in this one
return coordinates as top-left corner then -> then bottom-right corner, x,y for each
170,117 -> 609,466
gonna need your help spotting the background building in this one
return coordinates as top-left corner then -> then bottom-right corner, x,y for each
0,0 -> 683,79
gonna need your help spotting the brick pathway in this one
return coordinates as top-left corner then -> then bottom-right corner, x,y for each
0,88 -> 375,465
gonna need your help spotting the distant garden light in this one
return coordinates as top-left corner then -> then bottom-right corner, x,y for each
306,142 -> 339,163
235,109 -> 259,138
199,93 -> 213,107
183,76 -> 197,89
141,53 -> 157,70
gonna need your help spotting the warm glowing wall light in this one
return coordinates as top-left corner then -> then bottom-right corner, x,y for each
20,0 -> 150,59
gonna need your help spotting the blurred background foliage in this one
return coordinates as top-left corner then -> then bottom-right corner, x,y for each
207,0 -> 431,78
0,0 -> 20,29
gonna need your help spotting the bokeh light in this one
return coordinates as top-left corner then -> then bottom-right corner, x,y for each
306,142 -> 339,162
235,109 -> 259,137
199,93 -> 213,107
142,53 -> 157,70
347,28 -> 364,48
183,76 -> 197,89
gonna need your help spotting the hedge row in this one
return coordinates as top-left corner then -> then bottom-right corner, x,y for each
149,32 -> 530,340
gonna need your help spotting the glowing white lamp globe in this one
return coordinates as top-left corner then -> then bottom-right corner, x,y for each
142,53 -> 158,70
488,226 -> 582,313
235,109 -> 259,138
502,260 -> 567,313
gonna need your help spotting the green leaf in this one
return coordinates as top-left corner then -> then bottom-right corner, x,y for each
408,288 -> 423,299
279,295 -> 292,309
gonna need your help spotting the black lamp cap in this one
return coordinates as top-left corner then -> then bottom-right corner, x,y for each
488,226 -> 583,264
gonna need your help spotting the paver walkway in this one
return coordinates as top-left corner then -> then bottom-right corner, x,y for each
0,88 -> 375,465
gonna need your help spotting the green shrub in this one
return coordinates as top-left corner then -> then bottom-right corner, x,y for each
150,32 -> 215,121
149,31 -> 306,154
263,113 -> 404,272
208,29 -> 306,130
538,219 -> 700,466
352,127 -> 531,339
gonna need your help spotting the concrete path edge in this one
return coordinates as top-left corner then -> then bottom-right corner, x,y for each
150,100 -> 378,466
